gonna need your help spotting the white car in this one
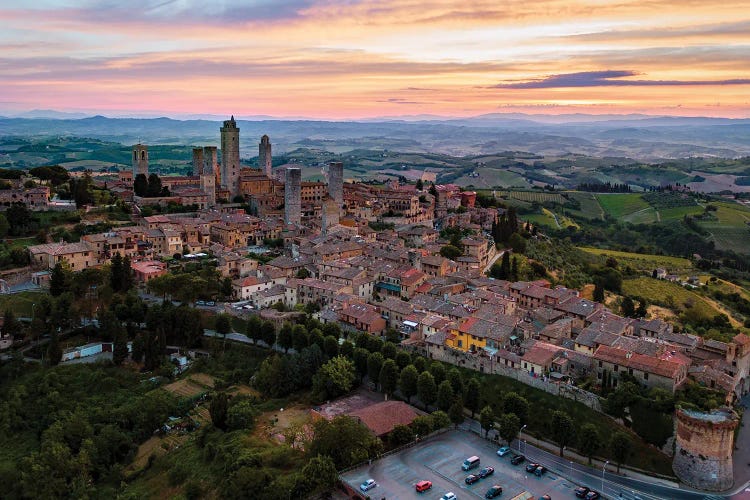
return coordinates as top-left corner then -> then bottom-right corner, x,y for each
497,446 -> 511,456
360,479 -> 377,492
441,493 -> 457,500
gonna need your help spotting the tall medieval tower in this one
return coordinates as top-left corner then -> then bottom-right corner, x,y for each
220,116 -> 240,198
284,167 -> 302,226
132,144 -> 148,178
192,147 -> 204,175
327,161 -> 343,204
259,135 -> 272,178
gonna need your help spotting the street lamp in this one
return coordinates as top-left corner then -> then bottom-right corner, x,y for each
569,460 -> 573,477
602,460 -> 609,493
518,424 -> 527,453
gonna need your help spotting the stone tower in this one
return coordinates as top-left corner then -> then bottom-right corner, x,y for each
203,146 -> 219,186
220,116 -> 240,198
259,135 -> 272,178
132,144 -> 148,178
321,197 -> 339,234
327,161 -> 343,205
284,167 -> 301,226
673,407 -> 739,491
192,148 -> 204,175
200,172 -> 216,207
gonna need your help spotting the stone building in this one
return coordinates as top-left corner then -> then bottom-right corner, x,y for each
220,116 -> 240,198
132,144 -> 148,178
284,167 -> 301,226
203,146 -> 219,185
673,407 -> 738,491
192,147 -> 204,175
259,135 -> 272,178
327,161 -> 343,204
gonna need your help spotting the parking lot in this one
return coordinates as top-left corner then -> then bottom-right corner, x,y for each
341,429 -> 580,499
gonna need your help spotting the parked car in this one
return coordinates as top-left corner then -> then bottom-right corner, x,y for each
485,485 -> 503,499
359,479 -> 377,492
496,446 -> 511,457
585,492 -> 600,500
535,466 -> 547,476
540,496 -> 552,500
205,301 -> 216,306
575,486 -> 591,498
415,480 -> 432,492
525,463 -> 540,473
465,474 -> 480,485
195,300 -> 206,306
479,466 -> 494,478
510,454 -> 525,465
441,493 -> 457,500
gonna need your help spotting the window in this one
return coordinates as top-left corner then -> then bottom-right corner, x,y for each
644,372 -> 649,380
613,365 -> 619,372
598,361 -> 602,368
597,372 -> 602,379
628,368 -> 633,375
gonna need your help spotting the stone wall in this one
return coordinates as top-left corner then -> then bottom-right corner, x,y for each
672,408 -> 738,492
423,345 -> 603,413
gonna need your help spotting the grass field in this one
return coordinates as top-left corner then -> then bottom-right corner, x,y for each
697,202 -> 750,254
457,169 -> 529,188
578,247 -> 693,272
595,193 -> 651,219
658,206 -> 704,221
524,211 -> 558,228
566,192 -> 605,220
622,277 -> 722,323
0,291 -> 46,317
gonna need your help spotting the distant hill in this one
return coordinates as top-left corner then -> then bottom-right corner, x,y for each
0,114 -> 749,160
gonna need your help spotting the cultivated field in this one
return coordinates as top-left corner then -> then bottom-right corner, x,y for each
697,202 -> 750,254
577,247 -> 693,272
621,277 -> 724,324
595,193 -> 651,219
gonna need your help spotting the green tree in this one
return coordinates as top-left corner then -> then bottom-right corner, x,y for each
300,455 -> 338,495
465,378 -> 481,418
621,296 -> 636,318
437,380 -> 454,412
610,432 -> 632,473
0,213 -> 9,238
353,347 -> 370,382
497,412 -> 521,447
46,330 -> 62,366
578,423 -> 601,465
417,371 -> 437,409
395,350 -> 411,369
479,405 -> 495,438
416,179 -> 424,190
312,356 -> 356,402
508,232 -> 527,253
593,281 -> 605,303
503,392 -> 529,423
227,399 -> 258,431
210,392 -> 229,430
308,416 -> 382,469
550,410 -> 575,457
381,341 -> 397,360
399,364 -> 419,403
109,253 -> 124,292
292,324 -> 309,352
388,424 -> 414,446
49,262 -> 70,297
260,320 -> 276,347
446,368 -> 464,398
323,335 -> 339,358
367,352 -> 384,388
246,315 -> 262,344
379,359 -> 399,397
277,323 -> 294,353
440,245 -> 462,259
431,410 -> 451,430
112,327 -> 128,366
133,174 -> 148,197
490,251 -> 511,279
429,361 -> 446,385
636,298 -> 649,318
449,397 -> 465,429
410,415 -> 432,437
2,309 -> 21,338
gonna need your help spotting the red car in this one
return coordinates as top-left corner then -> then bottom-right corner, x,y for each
415,480 -> 432,493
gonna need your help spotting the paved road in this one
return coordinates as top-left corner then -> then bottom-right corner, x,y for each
460,419 -> 724,500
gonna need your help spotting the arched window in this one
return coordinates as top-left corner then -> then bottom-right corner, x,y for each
141,151 -> 146,160
134,151 -> 137,160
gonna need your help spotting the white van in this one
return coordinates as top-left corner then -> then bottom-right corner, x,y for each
462,455 -> 480,471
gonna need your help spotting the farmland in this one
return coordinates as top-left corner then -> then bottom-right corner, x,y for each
578,247 -> 694,273
595,193 -> 652,219
696,201 -> 750,254
621,277 -> 727,328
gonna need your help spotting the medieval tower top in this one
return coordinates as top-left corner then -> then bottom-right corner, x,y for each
132,143 -> 148,179
259,134 -> 272,178
220,116 -> 240,198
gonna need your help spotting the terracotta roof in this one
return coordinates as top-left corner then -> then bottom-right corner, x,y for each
522,346 -> 557,367
349,400 -> 421,436
594,345 -> 687,379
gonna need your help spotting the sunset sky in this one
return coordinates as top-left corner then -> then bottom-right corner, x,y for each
2,0 -> 750,119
